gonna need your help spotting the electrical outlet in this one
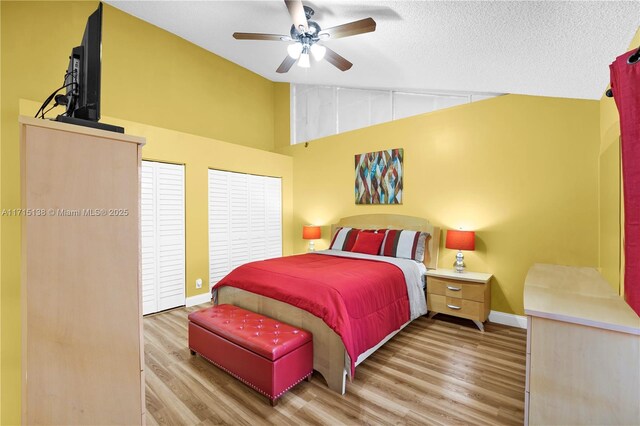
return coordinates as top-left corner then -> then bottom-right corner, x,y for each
195,278 -> 202,289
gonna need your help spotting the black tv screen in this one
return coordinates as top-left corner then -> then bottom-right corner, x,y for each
67,3 -> 102,121
55,3 -> 121,132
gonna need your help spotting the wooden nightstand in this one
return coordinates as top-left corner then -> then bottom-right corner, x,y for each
426,269 -> 492,331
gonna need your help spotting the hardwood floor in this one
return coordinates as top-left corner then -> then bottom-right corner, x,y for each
144,305 -> 527,425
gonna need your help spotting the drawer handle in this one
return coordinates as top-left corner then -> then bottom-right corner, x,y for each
447,286 -> 461,291
447,304 -> 461,310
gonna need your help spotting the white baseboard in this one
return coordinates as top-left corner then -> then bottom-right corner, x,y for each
489,310 -> 527,329
186,292 -> 212,307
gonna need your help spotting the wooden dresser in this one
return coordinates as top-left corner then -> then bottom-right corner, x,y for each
20,117 -> 146,424
523,263 -> 640,425
426,269 -> 492,331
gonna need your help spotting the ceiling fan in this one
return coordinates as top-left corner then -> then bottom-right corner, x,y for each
233,0 -> 376,73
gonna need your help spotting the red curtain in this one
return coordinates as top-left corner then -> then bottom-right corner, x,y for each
610,49 -> 640,315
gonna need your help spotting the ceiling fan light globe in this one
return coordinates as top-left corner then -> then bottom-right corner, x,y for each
287,43 -> 303,59
298,52 -> 311,68
310,44 -> 326,61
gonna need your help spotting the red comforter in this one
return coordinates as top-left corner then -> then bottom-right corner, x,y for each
213,253 -> 410,375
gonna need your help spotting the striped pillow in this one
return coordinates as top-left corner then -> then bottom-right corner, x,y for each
381,229 -> 429,262
329,227 -> 361,251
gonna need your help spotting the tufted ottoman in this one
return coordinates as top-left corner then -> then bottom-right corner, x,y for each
188,304 -> 313,406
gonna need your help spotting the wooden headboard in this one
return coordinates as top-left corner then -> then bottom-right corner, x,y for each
331,214 -> 441,270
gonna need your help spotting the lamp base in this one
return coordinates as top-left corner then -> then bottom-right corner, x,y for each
308,240 -> 315,252
453,250 -> 465,273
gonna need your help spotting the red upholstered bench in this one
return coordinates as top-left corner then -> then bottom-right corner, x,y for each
188,304 -> 313,406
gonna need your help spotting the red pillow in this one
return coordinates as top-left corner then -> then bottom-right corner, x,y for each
351,232 -> 385,255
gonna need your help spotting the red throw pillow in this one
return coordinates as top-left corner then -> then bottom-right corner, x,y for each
351,232 -> 385,255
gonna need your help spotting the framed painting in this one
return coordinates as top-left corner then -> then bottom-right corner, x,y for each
355,148 -> 403,204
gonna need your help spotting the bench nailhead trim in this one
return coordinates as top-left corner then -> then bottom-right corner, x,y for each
192,349 -> 312,401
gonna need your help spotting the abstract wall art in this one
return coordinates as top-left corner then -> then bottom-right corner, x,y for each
355,148 -> 403,204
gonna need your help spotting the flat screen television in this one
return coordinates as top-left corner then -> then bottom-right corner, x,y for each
54,3 -> 123,133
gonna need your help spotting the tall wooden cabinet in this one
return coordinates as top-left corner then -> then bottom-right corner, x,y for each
20,117 -> 146,424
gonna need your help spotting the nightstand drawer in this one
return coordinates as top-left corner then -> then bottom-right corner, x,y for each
427,277 -> 486,302
427,294 -> 485,320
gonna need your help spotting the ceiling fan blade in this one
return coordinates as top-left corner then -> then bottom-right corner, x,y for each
284,0 -> 308,32
324,47 -> 353,71
319,17 -> 376,40
276,55 -> 297,73
233,32 -> 291,41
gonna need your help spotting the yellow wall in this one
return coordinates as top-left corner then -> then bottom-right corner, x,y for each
599,27 -> 640,294
599,95 -> 621,291
274,83 -> 291,151
278,95 -> 601,315
101,5 -> 276,152
1,2 -> 282,423
0,2 -> 3,421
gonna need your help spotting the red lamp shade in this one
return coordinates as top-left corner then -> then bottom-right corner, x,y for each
302,225 -> 321,240
445,230 -> 475,251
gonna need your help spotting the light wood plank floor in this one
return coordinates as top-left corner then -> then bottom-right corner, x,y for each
144,305 -> 527,425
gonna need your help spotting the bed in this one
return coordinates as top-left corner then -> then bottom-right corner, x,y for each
213,214 -> 440,394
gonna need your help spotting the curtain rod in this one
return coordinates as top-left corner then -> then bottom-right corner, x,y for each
606,46 -> 640,98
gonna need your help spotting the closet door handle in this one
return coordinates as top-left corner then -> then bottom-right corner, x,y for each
447,304 -> 461,310
447,286 -> 461,291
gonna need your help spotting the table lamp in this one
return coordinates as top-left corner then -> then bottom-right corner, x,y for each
302,225 -> 321,252
445,229 -> 475,273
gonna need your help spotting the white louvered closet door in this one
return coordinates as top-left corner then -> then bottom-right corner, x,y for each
141,161 -> 185,315
208,169 -> 231,286
141,162 -> 157,315
248,174 -> 266,261
209,170 -> 282,289
229,172 -> 250,269
264,177 -> 282,259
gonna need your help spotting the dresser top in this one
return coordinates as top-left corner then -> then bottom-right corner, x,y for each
426,269 -> 492,283
524,263 -> 640,335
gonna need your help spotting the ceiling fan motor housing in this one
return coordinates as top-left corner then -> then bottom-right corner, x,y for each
289,6 -> 322,48
291,20 -> 321,42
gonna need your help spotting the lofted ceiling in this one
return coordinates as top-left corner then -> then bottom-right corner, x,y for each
106,1 -> 640,100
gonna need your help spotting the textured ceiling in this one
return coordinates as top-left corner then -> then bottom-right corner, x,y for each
106,1 -> 640,100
